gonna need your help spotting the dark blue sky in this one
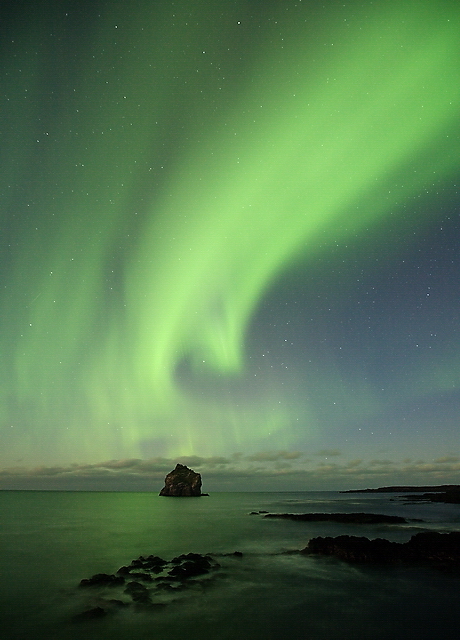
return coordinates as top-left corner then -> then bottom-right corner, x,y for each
1,0 -> 459,490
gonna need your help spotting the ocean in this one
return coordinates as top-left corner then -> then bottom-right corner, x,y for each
1,490 -> 459,639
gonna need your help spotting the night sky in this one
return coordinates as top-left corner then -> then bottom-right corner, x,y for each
1,0 -> 460,491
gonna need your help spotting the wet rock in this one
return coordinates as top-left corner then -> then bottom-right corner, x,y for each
159,463 -> 203,496
129,558 -> 144,569
124,581 -> 152,604
171,552 -> 212,564
168,553 -> 215,579
303,531 -> 460,568
79,573 -> 125,587
305,535 -> 400,563
130,572 -> 154,582
143,555 -> 168,571
116,565 -> 132,575
75,549 -> 223,620
404,531 -> 460,563
169,561 -> 209,579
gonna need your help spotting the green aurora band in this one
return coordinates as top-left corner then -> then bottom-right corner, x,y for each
1,1 -> 459,464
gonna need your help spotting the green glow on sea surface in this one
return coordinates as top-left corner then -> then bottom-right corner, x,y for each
1,1 -> 459,465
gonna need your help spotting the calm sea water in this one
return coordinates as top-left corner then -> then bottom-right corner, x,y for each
1,490 -> 459,640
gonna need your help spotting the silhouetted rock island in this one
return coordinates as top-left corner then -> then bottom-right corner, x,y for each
159,463 -> 206,496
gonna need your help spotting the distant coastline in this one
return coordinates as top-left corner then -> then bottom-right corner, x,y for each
341,485 -> 460,504
341,485 -> 460,493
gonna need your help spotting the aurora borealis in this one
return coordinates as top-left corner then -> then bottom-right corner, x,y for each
1,0 -> 460,490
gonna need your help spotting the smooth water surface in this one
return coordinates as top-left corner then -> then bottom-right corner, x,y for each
1,491 -> 459,639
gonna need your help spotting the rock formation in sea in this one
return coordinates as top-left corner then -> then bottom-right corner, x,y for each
262,512 -> 407,524
74,551 -> 222,619
159,463 -> 203,496
402,489 -> 460,504
303,531 -> 460,568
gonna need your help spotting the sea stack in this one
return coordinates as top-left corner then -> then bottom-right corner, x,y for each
159,463 -> 203,496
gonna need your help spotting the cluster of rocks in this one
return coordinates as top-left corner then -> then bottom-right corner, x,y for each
251,506 -> 459,570
73,551 -> 222,621
303,531 -> 460,568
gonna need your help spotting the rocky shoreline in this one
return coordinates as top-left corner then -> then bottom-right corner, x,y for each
73,550 -> 233,621
303,531 -> 460,568
72,528 -> 460,622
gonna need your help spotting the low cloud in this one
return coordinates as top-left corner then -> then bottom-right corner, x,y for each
315,449 -> 341,457
346,459 -> 363,468
246,451 -> 304,462
369,459 -> 396,467
434,455 -> 460,464
0,450 -> 459,491
176,456 -> 231,468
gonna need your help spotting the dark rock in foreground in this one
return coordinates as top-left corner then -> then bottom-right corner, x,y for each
264,512 -> 407,524
159,463 -> 203,496
72,527 -> 460,624
303,531 -> 460,568
74,550 -> 224,621
79,573 -> 125,587
124,580 -> 151,604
